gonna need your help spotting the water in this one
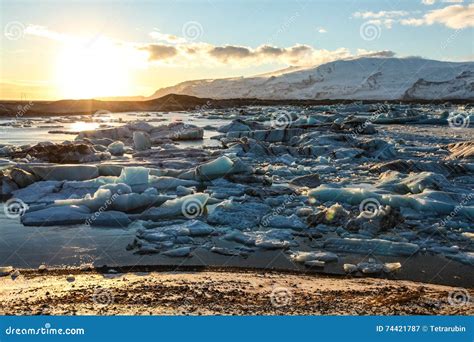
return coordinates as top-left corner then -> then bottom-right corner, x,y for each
0,111 -> 226,146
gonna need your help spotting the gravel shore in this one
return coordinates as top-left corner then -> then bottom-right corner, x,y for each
1,269 -> 472,315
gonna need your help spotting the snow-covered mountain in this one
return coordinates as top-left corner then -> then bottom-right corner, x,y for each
150,57 -> 474,100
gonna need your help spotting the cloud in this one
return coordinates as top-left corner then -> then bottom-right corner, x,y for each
318,28 -> 327,33
149,30 -> 187,44
356,50 -> 396,58
354,4 -> 472,29
353,10 -> 409,28
399,18 -> 426,26
424,3 -> 474,28
353,10 -> 409,19
209,45 -> 253,61
402,4 -> 474,29
203,44 -> 395,66
22,24 -> 397,69
422,0 -> 463,5
143,44 -> 178,61
24,24 -> 70,42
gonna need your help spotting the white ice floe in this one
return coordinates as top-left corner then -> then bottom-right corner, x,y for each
22,205 -> 91,226
309,185 -> 474,219
133,131 -> 152,151
116,166 -> 149,185
139,193 -> 209,220
195,156 -> 234,180
208,199 -> 270,229
323,238 -> 419,256
162,246 -> 192,257
29,165 -> 99,181
262,214 -> 306,230
290,251 -> 338,263
107,141 -> 125,156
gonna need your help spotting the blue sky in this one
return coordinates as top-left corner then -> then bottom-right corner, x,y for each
1,0 -> 473,99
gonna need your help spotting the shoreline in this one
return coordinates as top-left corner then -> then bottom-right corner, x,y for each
1,269 -> 472,315
1,95 -> 472,117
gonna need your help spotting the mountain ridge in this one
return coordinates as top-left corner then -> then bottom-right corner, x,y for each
149,57 -> 474,101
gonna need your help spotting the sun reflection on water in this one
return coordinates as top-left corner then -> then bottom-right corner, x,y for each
70,122 -> 100,132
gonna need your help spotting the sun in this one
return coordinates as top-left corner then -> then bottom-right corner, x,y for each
55,39 -> 132,99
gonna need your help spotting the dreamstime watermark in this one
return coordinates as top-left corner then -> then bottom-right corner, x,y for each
359,21 -> 381,41
16,100 -> 34,117
270,286 -> 292,308
350,104 -> 386,138
181,197 -> 205,219
261,193 -> 298,227
268,11 -> 300,43
447,288 -> 471,307
0,99 -> 34,135
194,100 -> 213,113
4,198 -> 29,219
4,21 -> 25,40
440,27 -> 463,50
359,198 -> 381,219
92,288 -> 114,306
84,191 -> 121,226
271,111 -> 293,129
182,21 -> 203,41
439,193 -> 473,227
447,111 -> 471,129
5,323 -> 85,336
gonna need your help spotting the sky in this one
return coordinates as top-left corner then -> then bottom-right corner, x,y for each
0,0 -> 473,100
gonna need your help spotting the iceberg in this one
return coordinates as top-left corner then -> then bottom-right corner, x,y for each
207,199 -> 270,229
22,205 -> 91,226
308,185 -> 474,219
139,193 -> 209,220
195,156 -> 234,181
116,167 -> 150,185
107,141 -> 125,156
133,131 -> 152,151
29,165 -> 99,181
323,238 -> 419,256
290,251 -> 338,263
162,246 -> 192,257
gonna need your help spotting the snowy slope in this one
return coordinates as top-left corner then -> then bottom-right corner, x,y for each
150,57 -> 474,100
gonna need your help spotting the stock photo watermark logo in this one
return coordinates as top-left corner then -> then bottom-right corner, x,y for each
270,287 -> 292,308
5,322 -> 85,336
4,21 -> 26,40
359,198 -> 381,219
4,198 -> 29,219
194,100 -> 213,113
84,191 -> 121,226
447,111 -> 471,129
182,21 -> 203,42
447,288 -> 471,307
271,112 -> 293,129
181,197 -> 205,219
439,193 -> 473,228
261,193 -> 298,227
359,21 -> 381,41
92,288 -> 114,306
350,105 -> 385,139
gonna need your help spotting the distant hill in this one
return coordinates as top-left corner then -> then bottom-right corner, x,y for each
149,57 -> 474,101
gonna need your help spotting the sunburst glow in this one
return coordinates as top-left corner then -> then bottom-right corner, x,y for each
55,39 -> 132,99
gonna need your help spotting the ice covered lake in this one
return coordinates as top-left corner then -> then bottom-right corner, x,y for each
0,104 -> 473,287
